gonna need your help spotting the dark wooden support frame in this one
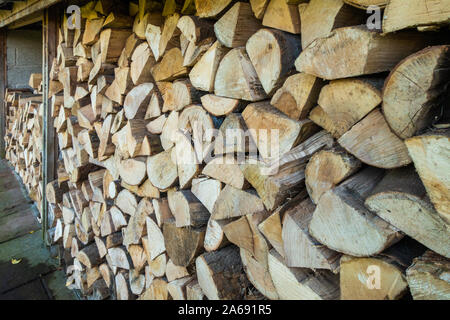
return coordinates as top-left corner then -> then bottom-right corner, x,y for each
41,4 -> 59,243
0,28 -> 6,159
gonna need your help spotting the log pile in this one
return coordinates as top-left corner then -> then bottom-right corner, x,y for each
3,83 -> 45,216
5,0 -> 450,300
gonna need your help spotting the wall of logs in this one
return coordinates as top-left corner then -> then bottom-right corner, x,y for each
3,0 -> 450,300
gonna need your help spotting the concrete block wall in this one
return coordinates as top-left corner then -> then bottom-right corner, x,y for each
7,29 -> 42,89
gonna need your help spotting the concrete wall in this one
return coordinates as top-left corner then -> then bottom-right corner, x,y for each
7,29 -> 42,89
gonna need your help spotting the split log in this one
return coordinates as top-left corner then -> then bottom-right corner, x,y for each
147,148 -> 178,190
340,245 -> 413,300
177,15 -> 214,44
108,246 -> 133,270
163,219 -> 205,267
160,110 -> 178,150
195,246 -> 249,300
222,217 -> 256,256
110,206 -> 128,230
214,48 -> 267,101
242,101 -> 318,159
115,271 -> 135,300
123,198 -> 152,247
126,119 -> 162,157
200,94 -> 242,117
119,157 -> 147,186
204,217 -> 229,252
166,258 -> 189,282
147,253 -> 167,278
262,0 -> 301,34
46,180 -> 69,204
203,156 -> 246,189
191,178 -> 222,214
29,73 -> 42,90
139,278 -> 169,300
214,2 -> 261,48
383,45 -> 450,139
178,105 -> 215,162
405,129 -> 450,224
301,0 -> 365,49
194,0 -> 235,18
182,37 -> 214,68
249,0 -> 270,19
295,26 -> 437,80
118,33 -> 141,68
168,276 -> 194,300
268,249 -> 340,300
77,243 -> 102,268
146,115 -> 167,134
406,251 -> 450,300
168,189 -> 210,227
383,0 -> 450,33
103,12 -> 134,29
309,167 -> 404,256
124,83 -> 154,120
148,12 -> 180,61
130,43 -> 155,85
366,166 -> 450,258
186,279 -> 205,300
129,245 -> 147,272
343,0 -> 388,9
310,78 -> 383,138
270,73 -> 323,120
246,28 -> 301,95
338,109 -> 412,169
305,146 -> 361,204
129,269 -> 146,295
115,189 -> 138,216
214,113 -> 253,155
239,247 -> 279,300
282,197 -> 340,272
189,41 -> 229,92
240,131 -> 332,210
340,238 -> 425,300
145,216 -> 166,260
172,79 -> 201,111
212,185 -> 266,220
100,29 -> 132,64
153,198 -> 174,227
152,47 -> 189,81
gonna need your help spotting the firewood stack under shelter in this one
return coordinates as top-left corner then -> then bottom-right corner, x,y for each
3,0 -> 450,300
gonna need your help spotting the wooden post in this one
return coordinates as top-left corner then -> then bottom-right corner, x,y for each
42,5 -> 59,243
0,28 -> 6,159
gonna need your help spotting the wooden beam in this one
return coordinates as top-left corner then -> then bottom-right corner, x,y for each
0,0 -> 61,28
41,4 -> 59,243
0,28 -> 6,159
7,10 -> 42,29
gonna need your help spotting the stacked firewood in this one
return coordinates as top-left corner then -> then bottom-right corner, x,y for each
37,0 -> 450,300
3,79 -> 45,215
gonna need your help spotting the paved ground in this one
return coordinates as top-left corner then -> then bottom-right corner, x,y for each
0,160 -> 76,300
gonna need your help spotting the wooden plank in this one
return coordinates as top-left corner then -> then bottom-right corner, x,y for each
7,10 -> 42,29
41,4 -> 59,242
0,0 -> 61,28
0,29 -> 5,159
